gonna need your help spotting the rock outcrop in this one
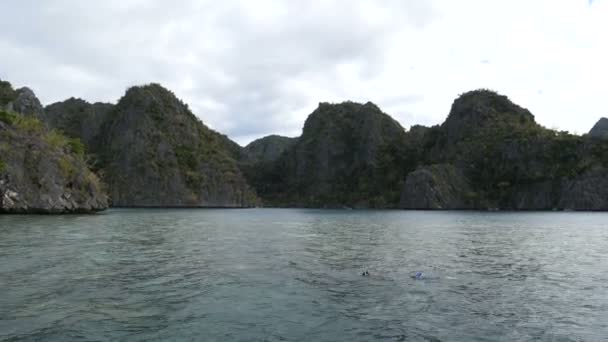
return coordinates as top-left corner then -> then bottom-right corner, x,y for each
399,164 -> 476,209
0,107 -> 107,213
507,167 -> 608,210
558,167 -> 608,210
9,87 -> 45,118
1,81 -> 44,119
589,118 -> 608,139
95,83 -> 258,207
44,98 -> 114,149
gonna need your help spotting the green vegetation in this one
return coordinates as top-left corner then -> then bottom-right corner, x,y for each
43,129 -> 87,156
1,109 -> 44,132
0,109 -> 17,124
0,80 -> 108,213
14,115 -> 45,133
58,156 -> 76,178
45,130 -> 68,148
0,80 -> 17,106
175,145 -> 198,170
68,138 -> 85,156
451,117 -> 588,202
1,107 -> 92,181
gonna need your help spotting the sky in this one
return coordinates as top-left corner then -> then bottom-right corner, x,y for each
0,0 -> 607,145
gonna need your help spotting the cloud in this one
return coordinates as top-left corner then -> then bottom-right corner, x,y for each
0,0 -> 606,144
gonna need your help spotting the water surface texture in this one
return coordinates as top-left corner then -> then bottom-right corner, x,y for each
1,209 -> 608,341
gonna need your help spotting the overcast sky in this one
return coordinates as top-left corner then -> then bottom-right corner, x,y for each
0,0 -> 606,144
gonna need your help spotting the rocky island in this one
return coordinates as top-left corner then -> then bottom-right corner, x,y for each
0,80 -> 107,213
2,77 -> 608,213
44,83 -> 258,208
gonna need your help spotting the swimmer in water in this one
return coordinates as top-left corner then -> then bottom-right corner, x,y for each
361,270 -> 370,277
414,271 -> 423,279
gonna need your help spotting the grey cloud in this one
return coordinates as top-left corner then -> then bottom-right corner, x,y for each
0,0 -> 436,144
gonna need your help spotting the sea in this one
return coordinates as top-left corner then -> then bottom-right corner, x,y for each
1,209 -> 607,341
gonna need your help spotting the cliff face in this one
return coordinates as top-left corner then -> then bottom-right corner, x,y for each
292,102 -> 404,182
558,168 -> 608,210
44,98 -> 114,150
1,81 -> 44,119
0,106 -> 107,213
400,165 -> 608,211
248,101 -> 413,207
399,164 -> 476,209
94,84 -> 257,207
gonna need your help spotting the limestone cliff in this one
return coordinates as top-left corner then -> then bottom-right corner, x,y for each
44,98 -> 114,150
399,164 -> 476,209
95,84 -> 258,207
0,106 -> 107,213
248,101 -> 411,207
398,90 -> 608,210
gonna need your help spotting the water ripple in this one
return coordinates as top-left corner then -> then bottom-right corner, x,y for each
1,209 -> 608,341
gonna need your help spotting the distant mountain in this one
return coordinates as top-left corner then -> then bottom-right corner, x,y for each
0,80 -> 107,213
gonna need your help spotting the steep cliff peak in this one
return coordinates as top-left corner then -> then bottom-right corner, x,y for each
0,81 -> 44,118
589,117 -> 608,138
303,100 -> 402,136
118,83 -> 191,115
443,89 -> 536,143
253,100 -> 408,207
99,83 -> 258,207
448,89 -> 535,124
12,87 -> 44,118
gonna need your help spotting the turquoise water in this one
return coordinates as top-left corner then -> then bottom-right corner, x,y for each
1,209 -> 607,341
